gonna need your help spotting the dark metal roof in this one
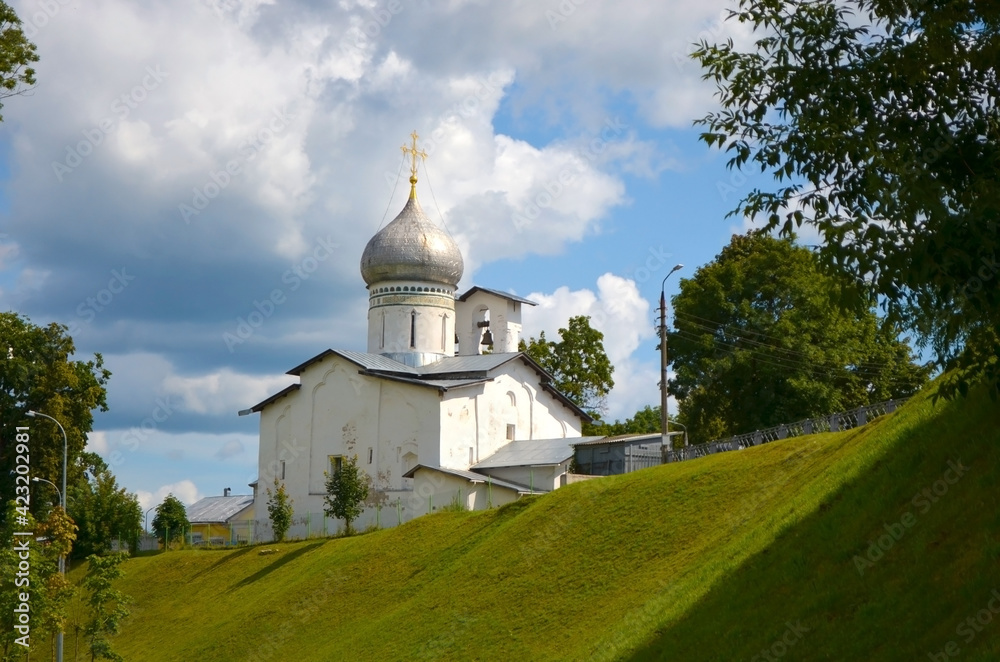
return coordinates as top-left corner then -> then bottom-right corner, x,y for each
249,383 -> 300,413
187,495 -> 254,524
401,464 -> 545,493
457,286 -> 537,306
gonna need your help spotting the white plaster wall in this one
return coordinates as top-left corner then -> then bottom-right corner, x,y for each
410,469 -> 520,516
455,291 -> 524,355
366,280 -> 456,358
253,354 -> 442,523
475,463 -> 567,492
439,359 -> 583,471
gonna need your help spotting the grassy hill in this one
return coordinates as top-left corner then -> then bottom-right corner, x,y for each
91,383 -> 999,661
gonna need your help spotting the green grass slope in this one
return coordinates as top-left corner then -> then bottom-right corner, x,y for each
102,384 -> 999,661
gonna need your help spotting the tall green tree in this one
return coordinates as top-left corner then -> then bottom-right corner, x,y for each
693,0 -> 1000,400
585,405 -> 663,437
265,479 -> 294,543
324,455 -> 368,536
80,553 -> 130,662
521,315 -> 615,416
69,455 -> 143,558
0,1 -> 38,122
0,313 -> 111,523
150,495 -> 188,546
669,234 -> 930,443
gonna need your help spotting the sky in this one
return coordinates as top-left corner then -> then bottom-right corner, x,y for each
0,0 -> 775,512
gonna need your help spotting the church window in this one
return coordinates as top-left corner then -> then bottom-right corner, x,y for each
469,447 -> 474,464
410,311 -> 417,348
506,424 -> 515,440
280,461 -> 285,480
440,315 -> 447,352
329,455 -> 343,474
368,447 -> 373,464
380,312 -> 386,349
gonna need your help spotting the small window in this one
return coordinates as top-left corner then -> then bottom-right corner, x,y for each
280,461 -> 285,480
368,447 -> 374,464
469,447 -> 474,464
506,424 -> 515,441
329,455 -> 343,474
410,311 -> 417,348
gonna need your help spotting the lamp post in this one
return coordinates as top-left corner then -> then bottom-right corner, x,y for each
31,476 -> 62,507
659,264 -> 683,452
27,410 -> 68,662
145,506 -> 156,533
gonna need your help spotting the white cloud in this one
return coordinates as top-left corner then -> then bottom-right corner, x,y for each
525,273 -> 662,419
136,479 -> 201,511
161,368 -> 293,416
214,438 -> 245,461
85,430 -> 109,454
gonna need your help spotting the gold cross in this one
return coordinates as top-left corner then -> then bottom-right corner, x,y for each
401,130 -> 427,198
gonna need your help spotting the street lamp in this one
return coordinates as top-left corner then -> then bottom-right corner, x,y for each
31,476 -> 62,507
145,506 -> 156,533
27,410 -> 68,662
659,264 -> 683,451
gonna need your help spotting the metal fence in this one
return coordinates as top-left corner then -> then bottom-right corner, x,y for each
662,398 -> 909,464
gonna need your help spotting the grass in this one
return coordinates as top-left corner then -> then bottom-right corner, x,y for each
94,382 -> 999,660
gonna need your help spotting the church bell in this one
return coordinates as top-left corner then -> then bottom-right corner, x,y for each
481,329 -> 494,347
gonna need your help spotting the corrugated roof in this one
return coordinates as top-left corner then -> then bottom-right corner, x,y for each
457,286 -> 537,306
401,464 -> 545,493
415,352 -> 521,375
187,495 -> 254,524
473,437 -> 603,469
573,432 -> 672,447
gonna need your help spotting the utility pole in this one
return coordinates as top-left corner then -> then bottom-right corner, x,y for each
659,264 -> 683,454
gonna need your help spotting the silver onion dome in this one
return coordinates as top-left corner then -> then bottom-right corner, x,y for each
360,195 -> 464,287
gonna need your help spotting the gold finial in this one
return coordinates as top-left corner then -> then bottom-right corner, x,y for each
400,130 -> 427,199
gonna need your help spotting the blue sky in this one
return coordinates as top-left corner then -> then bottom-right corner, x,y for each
1,0 -> 779,510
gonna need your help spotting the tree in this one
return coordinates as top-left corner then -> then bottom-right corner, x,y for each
0,501 -> 70,660
150,495 -> 188,546
0,313 -> 111,523
0,2 -> 38,122
69,455 -> 143,558
81,553 -> 130,662
521,315 -> 615,416
585,405 -> 663,437
265,479 -> 294,543
324,455 -> 368,535
669,234 -> 930,443
692,0 -> 1000,400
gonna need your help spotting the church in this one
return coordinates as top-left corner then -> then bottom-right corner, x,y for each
244,136 -> 595,531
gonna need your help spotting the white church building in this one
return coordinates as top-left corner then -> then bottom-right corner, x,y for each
244,145 -> 595,531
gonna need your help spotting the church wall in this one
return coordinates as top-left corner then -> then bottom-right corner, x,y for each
438,360 -> 583,471
409,468 -> 520,515
253,354 -> 442,523
474,463 -> 569,493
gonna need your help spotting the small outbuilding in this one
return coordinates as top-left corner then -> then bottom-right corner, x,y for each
186,489 -> 255,545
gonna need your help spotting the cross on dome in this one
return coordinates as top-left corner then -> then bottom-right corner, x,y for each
400,130 -> 427,199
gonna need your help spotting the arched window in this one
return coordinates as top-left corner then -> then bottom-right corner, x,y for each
410,311 -> 417,348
